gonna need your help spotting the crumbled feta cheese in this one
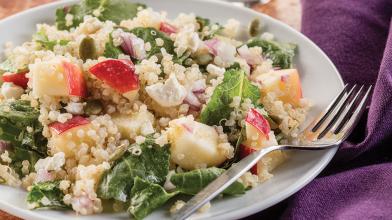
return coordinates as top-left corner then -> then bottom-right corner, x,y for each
174,26 -> 203,56
65,102 -> 85,115
145,74 -> 187,107
206,64 -> 225,77
34,152 -> 65,172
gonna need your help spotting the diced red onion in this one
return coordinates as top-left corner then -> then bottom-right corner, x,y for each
204,39 -> 220,56
191,80 -> 206,94
160,22 -> 178,35
237,45 -> 263,66
184,91 -> 202,109
0,141 -> 10,154
120,33 -> 146,60
35,169 -> 54,183
120,33 -> 135,58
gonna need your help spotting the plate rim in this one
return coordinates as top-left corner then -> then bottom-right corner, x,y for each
0,0 -> 344,219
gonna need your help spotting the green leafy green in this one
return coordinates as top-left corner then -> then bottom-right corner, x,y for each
170,167 -> 246,195
103,34 -> 123,58
128,177 -> 178,220
98,138 -> 170,202
220,127 -> 244,169
26,181 -> 69,209
130,27 -> 175,58
33,30 -> 69,51
0,100 -> 47,176
56,0 -> 145,30
247,38 -> 297,69
200,66 -> 260,126
0,100 -> 47,155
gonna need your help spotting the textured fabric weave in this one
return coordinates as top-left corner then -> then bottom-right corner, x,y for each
252,1 -> 392,219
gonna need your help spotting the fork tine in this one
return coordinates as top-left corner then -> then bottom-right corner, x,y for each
311,84 -> 349,132
317,85 -> 362,139
334,85 -> 368,134
336,85 -> 372,141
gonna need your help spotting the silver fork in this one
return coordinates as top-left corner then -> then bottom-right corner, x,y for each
173,84 -> 372,220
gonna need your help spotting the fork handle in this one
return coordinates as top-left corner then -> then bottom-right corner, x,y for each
172,145 -> 282,220
172,143 -> 336,220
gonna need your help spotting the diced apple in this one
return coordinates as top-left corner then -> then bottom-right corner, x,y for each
241,109 -> 287,181
255,69 -> 303,107
48,117 -> 94,158
31,59 -> 87,98
31,60 -> 68,97
167,116 -> 227,170
49,116 -> 90,134
112,110 -> 155,139
62,61 -> 87,97
89,59 -> 139,101
240,144 -> 287,181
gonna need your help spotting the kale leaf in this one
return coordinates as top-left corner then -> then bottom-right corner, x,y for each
247,38 -> 297,69
33,30 -> 69,51
128,177 -> 178,220
97,138 -> 170,202
200,66 -> 260,126
0,100 -> 47,176
103,33 -> 123,58
129,27 -> 175,58
26,181 -> 69,209
56,0 -> 145,30
170,167 -> 246,195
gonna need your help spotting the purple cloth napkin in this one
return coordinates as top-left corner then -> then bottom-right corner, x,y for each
250,1 -> 392,219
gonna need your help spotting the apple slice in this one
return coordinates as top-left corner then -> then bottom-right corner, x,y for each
62,61 -> 87,97
240,144 -> 258,174
89,59 -> 139,96
49,116 -> 90,135
240,144 -> 286,180
31,60 -> 87,98
48,116 -> 95,158
245,108 -> 270,139
255,69 -> 303,107
2,71 -> 29,89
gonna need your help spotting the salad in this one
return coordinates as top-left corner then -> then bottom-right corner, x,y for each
0,0 -> 310,219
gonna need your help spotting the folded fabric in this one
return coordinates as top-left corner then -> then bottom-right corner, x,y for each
255,1 -> 392,219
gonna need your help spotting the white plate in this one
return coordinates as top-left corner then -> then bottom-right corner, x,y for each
0,0 -> 344,219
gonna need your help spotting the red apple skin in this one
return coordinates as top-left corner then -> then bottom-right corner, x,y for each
245,108 -> 271,139
49,116 -> 90,135
89,59 -> 139,94
159,22 -> 177,35
62,61 -> 87,97
240,144 -> 258,175
2,71 -> 29,89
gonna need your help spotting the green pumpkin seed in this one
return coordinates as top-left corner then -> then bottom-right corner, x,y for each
84,100 -> 103,115
79,36 -> 97,61
249,18 -> 262,37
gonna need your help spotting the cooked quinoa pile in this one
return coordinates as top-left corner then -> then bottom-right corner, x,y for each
0,0 -> 310,219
